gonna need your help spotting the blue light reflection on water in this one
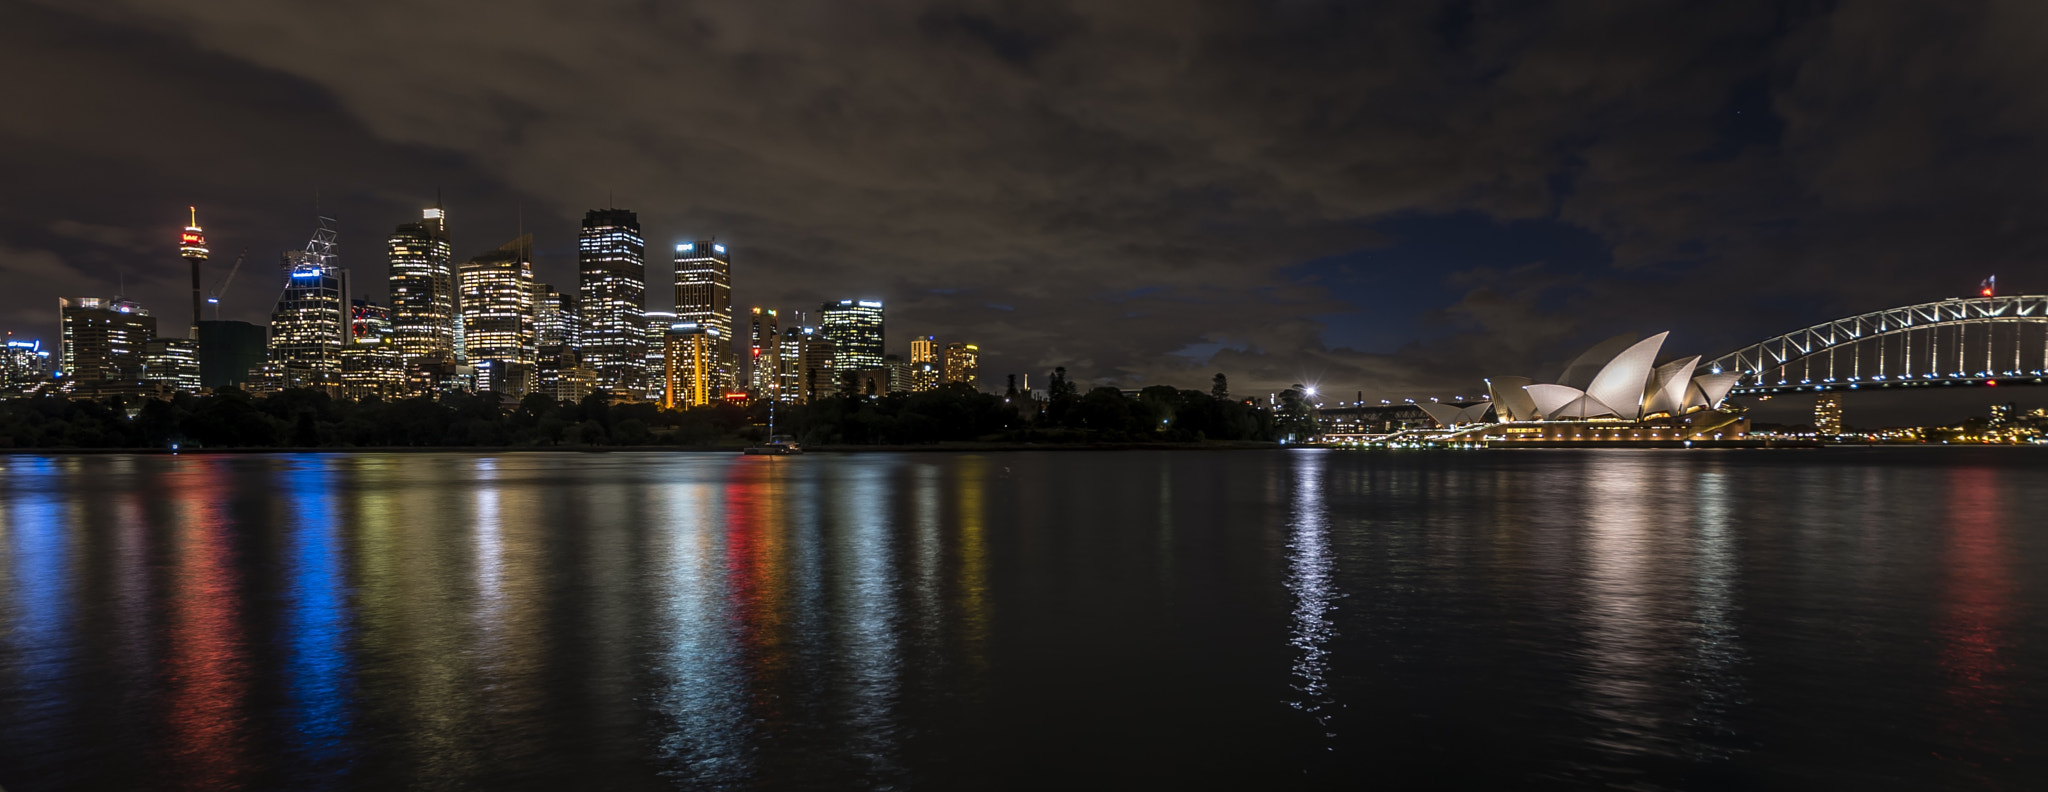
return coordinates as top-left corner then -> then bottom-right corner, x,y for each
278,456 -> 354,783
1,457 -> 72,764
0,449 -> 2042,790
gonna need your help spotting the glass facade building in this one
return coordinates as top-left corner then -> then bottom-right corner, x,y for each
459,236 -> 538,396
819,299 -> 884,372
578,209 -> 646,396
143,338 -> 201,394
341,300 -> 405,400
748,307 -> 779,399
673,240 -> 734,392
910,334 -> 940,392
662,321 -> 719,409
269,220 -> 348,390
387,205 -> 455,374
59,297 -> 156,383
943,342 -> 979,389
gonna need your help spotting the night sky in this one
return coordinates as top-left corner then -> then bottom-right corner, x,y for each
5,2 -> 2045,423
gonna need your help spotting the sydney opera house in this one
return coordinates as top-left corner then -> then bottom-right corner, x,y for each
1416,332 -> 1750,444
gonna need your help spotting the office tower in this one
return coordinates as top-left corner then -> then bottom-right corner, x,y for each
388,203 -> 456,374
943,342 -> 980,389
59,297 -> 156,383
778,325 -> 804,403
578,208 -> 646,395
884,354 -> 910,393
533,283 -> 588,402
1813,393 -> 1842,435
269,219 -> 348,390
143,338 -> 201,394
196,320 -> 267,389
819,299 -> 884,371
642,311 -> 675,401
749,307 -> 779,398
459,236 -> 537,396
341,300 -> 404,400
797,328 -> 836,403
673,240 -> 734,391
1,335 -> 53,392
662,321 -> 719,409
534,283 -> 574,351
179,206 -> 208,338
910,334 -> 940,392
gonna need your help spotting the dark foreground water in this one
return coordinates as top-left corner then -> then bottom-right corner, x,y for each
0,449 -> 2043,790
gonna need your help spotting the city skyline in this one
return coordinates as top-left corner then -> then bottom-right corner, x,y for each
8,4 -> 2048,425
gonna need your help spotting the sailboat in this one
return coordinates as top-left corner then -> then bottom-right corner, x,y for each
743,396 -> 803,455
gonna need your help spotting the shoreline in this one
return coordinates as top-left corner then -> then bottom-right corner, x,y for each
2,441 -> 2038,455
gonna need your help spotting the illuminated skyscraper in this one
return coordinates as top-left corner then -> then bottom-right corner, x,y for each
59,297 -> 156,382
944,342 -> 980,389
534,283 -> 574,351
639,311 -> 676,401
179,206 -> 208,338
662,321 -> 719,409
1813,393 -> 1842,435
459,235 -> 537,395
269,219 -> 348,389
819,299 -> 884,371
910,334 -> 940,392
1,335 -> 53,392
778,325 -> 805,403
673,240 -> 734,390
144,339 -> 201,394
884,353 -> 910,394
533,282 -> 590,401
388,204 -> 455,373
579,208 -> 646,395
796,327 -> 836,403
341,299 -> 404,400
748,307 -> 779,398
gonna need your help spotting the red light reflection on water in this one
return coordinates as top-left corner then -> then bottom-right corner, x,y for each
1936,466 -> 2014,771
161,463 -> 249,789
723,463 -> 789,719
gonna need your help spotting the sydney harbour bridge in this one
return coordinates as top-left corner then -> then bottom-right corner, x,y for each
1706,294 -> 2048,396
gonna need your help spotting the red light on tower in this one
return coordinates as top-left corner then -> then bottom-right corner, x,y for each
180,206 -> 209,261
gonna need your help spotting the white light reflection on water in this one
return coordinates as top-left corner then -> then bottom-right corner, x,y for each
912,463 -> 943,644
653,464 -> 752,784
472,458 -> 503,633
1578,455 -> 1680,761
1284,450 -> 1338,738
1685,465 -> 1747,759
838,457 -> 903,782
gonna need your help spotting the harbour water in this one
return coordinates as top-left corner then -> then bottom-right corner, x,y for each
0,449 -> 2042,790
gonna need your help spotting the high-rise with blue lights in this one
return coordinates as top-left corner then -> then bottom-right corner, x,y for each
269,218 -> 348,389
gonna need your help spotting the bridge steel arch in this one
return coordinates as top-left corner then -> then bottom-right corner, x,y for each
1704,295 -> 2048,395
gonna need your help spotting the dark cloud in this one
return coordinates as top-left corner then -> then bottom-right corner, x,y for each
3,1 -> 2043,420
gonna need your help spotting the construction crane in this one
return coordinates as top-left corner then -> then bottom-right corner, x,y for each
207,247 -> 247,320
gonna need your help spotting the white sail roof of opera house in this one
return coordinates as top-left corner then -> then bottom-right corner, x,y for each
1471,331 -> 1742,424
